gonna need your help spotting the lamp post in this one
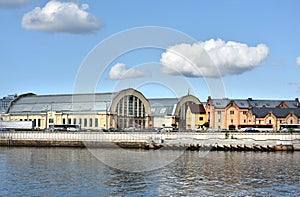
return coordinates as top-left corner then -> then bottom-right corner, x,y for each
104,101 -> 110,130
43,105 -> 48,129
43,104 -> 51,130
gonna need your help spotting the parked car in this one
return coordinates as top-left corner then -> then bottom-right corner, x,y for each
67,127 -> 79,132
124,127 -> 136,132
108,127 -> 117,132
245,128 -> 259,132
195,128 -> 204,132
161,126 -> 173,132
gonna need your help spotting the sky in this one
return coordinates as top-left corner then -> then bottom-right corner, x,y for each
0,0 -> 300,101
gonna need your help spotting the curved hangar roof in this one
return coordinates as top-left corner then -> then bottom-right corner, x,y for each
6,89 -> 202,117
6,93 -> 114,115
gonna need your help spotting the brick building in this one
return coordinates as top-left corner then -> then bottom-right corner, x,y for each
206,97 -> 300,132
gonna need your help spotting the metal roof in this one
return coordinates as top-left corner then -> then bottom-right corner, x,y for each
7,93 -> 114,114
232,99 -> 250,108
248,100 -> 299,108
251,108 -> 300,118
210,99 -> 231,109
210,98 -> 299,109
149,98 -> 178,116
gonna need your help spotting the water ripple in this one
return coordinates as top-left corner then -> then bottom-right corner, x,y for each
0,147 -> 299,196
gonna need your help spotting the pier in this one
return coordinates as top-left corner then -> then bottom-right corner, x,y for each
0,131 -> 299,151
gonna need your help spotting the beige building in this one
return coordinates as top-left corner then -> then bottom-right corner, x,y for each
3,88 -> 203,131
206,97 -> 300,131
3,89 -> 151,130
149,94 -> 202,130
5,89 -> 298,132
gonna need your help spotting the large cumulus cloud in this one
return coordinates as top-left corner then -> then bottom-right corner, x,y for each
109,63 -> 144,80
160,39 -> 269,77
22,0 -> 101,34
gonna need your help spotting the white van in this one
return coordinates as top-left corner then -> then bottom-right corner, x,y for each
161,126 -> 173,132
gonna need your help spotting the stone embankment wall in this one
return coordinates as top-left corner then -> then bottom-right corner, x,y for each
0,131 -> 299,150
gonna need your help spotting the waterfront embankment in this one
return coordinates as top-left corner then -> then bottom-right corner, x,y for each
0,131 -> 299,151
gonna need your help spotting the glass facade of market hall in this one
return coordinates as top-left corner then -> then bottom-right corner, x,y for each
115,95 -> 146,128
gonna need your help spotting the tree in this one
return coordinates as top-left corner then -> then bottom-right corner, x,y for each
203,122 -> 209,129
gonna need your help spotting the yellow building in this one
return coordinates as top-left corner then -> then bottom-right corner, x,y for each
3,89 -> 151,130
186,104 -> 206,130
3,88 -> 203,131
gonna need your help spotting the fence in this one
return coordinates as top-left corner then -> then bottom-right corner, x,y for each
0,131 -> 299,142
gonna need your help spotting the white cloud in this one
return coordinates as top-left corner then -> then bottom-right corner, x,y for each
22,0 -> 101,34
296,57 -> 300,66
160,39 -> 269,77
0,0 -> 28,9
109,63 -> 144,80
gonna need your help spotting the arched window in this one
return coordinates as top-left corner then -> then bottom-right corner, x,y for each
115,95 -> 146,129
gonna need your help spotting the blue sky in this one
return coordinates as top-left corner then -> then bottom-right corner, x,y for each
0,0 -> 299,101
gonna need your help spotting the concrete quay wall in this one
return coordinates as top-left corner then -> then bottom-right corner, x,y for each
0,132 -> 299,150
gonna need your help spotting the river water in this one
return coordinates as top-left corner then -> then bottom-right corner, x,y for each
0,147 -> 299,196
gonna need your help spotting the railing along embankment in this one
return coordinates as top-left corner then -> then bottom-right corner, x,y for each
0,131 -> 299,150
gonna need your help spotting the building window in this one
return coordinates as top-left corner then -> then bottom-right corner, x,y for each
89,118 -> 93,127
115,95 -> 146,128
124,96 -> 127,115
49,118 -> 54,124
79,118 -> 82,126
290,120 -> 293,124
95,118 -> 98,127
68,118 -> 72,124
128,96 -> 134,115
73,118 -> 76,125
217,111 -> 221,115
199,117 -> 203,121
84,118 -> 87,127
218,119 -> 221,123
231,119 -> 233,123
243,111 -> 247,115
230,110 -> 234,115
269,120 -> 272,124
63,118 -> 66,124
244,119 -> 246,123
38,119 -> 41,127
160,108 -> 166,114
119,119 -> 123,128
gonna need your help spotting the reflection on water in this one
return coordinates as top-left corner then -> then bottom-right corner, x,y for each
88,148 -> 187,172
0,147 -> 299,196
